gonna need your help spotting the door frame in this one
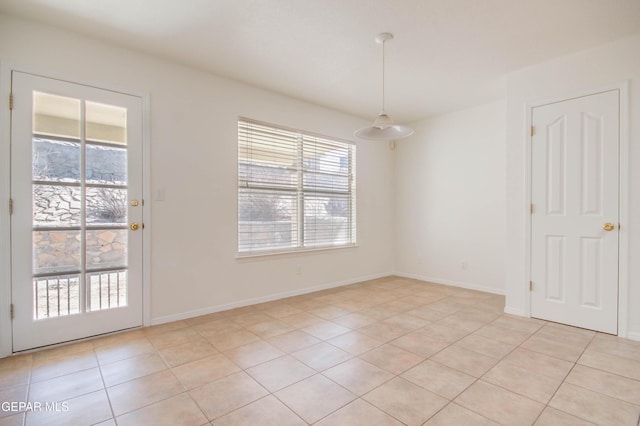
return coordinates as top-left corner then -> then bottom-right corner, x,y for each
0,63 -> 152,357
523,81 -> 630,337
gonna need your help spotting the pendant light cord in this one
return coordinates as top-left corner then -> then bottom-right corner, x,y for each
381,38 -> 385,113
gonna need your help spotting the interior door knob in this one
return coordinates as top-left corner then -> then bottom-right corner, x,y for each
130,222 -> 140,231
603,222 -> 615,231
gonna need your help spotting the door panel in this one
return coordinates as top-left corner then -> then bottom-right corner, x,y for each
581,113 -> 603,216
579,237 -> 601,307
544,235 -> 565,302
11,72 -> 143,351
531,90 -> 619,334
545,116 -> 566,216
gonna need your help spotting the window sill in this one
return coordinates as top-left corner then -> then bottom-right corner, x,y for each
236,243 -> 358,260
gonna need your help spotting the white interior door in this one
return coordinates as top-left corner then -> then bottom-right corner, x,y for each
530,90 -> 619,334
11,71 -> 144,351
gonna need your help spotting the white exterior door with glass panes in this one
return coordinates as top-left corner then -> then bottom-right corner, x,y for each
10,71 -> 144,351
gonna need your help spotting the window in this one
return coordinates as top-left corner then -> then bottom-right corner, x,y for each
238,118 -> 356,255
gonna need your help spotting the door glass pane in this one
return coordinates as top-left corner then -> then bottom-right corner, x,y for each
33,230 -> 81,275
33,185 -> 81,227
33,138 -> 80,182
33,92 -> 80,139
86,101 -> 127,145
87,270 -> 128,311
86,144 -> 127,185
86,230 -> 128,270
33,274 -> 81,320
86,188 -> 127,225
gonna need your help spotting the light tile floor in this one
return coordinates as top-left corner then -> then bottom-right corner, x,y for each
2,276 -> 640,425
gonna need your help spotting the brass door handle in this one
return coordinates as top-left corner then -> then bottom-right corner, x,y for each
603,223 -> 615,232
130,222 -> 140,231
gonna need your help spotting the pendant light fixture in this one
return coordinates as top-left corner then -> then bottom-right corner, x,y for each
355,32 -> 413,141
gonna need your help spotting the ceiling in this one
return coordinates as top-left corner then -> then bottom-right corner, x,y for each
2,0 -> 639,123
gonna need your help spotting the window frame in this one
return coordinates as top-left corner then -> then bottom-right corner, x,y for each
237,117 -> 356,256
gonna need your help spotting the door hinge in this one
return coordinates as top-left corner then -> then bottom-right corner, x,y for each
530,203 -> 534,214
9,198 -> 13,215
529,281 -> 533,292
10,304 -> 14,320
9,92 -> 13,110
530,126 -> 535,137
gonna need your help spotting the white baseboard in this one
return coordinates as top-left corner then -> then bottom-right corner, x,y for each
393,271 -> 505,296
151,271 -> 392,325
503,306 -> 527,317
626,332 -> 640,342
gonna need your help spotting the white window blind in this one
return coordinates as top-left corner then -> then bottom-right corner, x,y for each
238,118 -> 356,255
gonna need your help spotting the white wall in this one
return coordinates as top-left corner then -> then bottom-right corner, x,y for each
394,100 -> 506,294
505,35 -> 640,338
0,13 -> 395,339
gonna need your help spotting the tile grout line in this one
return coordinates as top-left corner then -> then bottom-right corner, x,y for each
9,278 -> 640,424
529,329 -> 598,425
422,316 -> 534,425
97,344 -> 124,426
311,297 -> 505,424
466,319 -> 602,424
212,289 -> 453,424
